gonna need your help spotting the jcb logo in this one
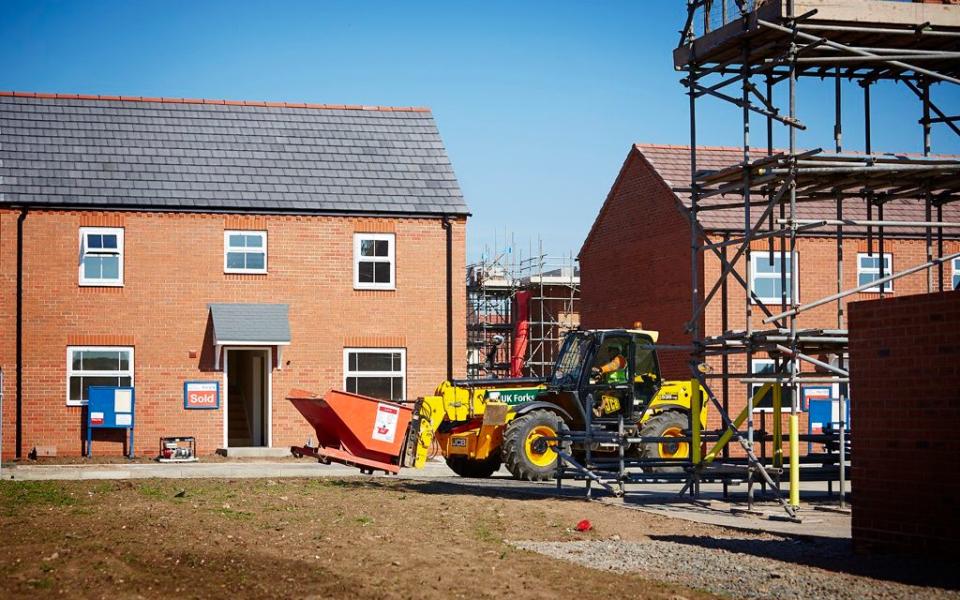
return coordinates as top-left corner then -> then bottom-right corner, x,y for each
451,438 -> 467,447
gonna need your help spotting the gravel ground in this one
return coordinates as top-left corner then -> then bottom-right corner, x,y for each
511,539 -> 960,600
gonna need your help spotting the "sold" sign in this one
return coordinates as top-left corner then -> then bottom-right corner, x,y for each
184,381 -> 220,410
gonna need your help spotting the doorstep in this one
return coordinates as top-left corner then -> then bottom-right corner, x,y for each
216,447 -> 292,458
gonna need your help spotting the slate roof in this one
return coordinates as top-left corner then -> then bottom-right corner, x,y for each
209,303 -> 291,343
634,143 -> 960,237
0,92 -> 467,216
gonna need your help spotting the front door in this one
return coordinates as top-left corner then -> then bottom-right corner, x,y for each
225,348 -> 270,447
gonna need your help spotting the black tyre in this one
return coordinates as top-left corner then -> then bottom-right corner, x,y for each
445,454 -> 502,478
502,410 -> 565,481
639,411 -> 691,473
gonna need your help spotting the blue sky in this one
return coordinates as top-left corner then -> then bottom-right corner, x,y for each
2,1 -> 957,261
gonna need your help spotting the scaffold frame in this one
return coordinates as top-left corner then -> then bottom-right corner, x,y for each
675,0 -> 960,518
466,239 -> 580,380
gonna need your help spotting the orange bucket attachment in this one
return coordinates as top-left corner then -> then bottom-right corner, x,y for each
288,388 -> 414,473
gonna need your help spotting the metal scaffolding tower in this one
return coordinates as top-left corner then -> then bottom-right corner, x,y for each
517,249 -> 580,379
676,0 -> 960,518
466,239 -> 580,380
466,256 -> 517,379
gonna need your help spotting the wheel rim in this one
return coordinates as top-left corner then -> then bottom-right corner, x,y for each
524,425 -> 557,467
658,426 -> 689,459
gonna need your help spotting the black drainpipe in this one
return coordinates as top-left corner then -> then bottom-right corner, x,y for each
15,208 -> 27,459
442,216 -> 453,381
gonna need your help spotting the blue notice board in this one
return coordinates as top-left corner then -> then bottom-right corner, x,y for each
86,386 -> 135,458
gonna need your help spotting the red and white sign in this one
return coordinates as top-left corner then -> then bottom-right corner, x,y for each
803,387 -> 832,402
185,382 -> 219,409
90,411 -> 104,425
372,403 -> 400,443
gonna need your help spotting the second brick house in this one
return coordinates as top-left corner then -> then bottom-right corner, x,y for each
0,92 -> 468,460
579,143 -> 960,433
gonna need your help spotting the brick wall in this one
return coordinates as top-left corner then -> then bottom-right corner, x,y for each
849,290 -> 960,555
0,208 -> 466,459
579,148 -> 697,380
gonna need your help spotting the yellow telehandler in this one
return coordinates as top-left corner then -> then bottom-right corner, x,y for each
412,327 -> 709,480
289,327 -> 708,481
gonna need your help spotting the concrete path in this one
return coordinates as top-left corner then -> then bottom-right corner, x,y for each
1,460 -> 850,540
0,460 -> 453,481
398,471 -> 852,540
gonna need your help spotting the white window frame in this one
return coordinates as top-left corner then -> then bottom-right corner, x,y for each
749,358 -> 796,413
79,227 -> 124,286
750,251 -> 795,305
343,348 -> 406,401
857,252 -> 893,293
952,257 -> 960,291
223,230 -> 268,274
66,346 -> 135,406
353,233 -> 396,290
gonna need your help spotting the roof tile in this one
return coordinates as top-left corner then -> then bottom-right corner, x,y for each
0,94 -> 467,216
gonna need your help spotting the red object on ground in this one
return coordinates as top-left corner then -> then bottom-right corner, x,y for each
575,519 -> 593,532
511,290 -> 531,377
287,388 -> 413,474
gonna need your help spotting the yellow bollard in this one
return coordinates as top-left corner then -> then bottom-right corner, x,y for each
690,380 -> 701,465
772,384 -> 783,469
789,412 -> 800,507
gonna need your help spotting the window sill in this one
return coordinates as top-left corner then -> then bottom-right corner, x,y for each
750,298 -> 792,305
354,286 -> 396,292
66,401 -> 87,407
79,282 -> 124,287
224,270 -> 268,276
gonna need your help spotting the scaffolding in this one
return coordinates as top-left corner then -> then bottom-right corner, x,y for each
466,239 -> 580,380
674,0 -> 960,518
466,254 -> 517,379
517,250 -> 581,379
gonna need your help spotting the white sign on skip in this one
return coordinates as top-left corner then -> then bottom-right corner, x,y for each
371,403 -> 400,443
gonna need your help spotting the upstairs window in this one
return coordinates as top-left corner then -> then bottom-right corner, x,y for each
952,257 -> 959,291
354,233 -> 395,290
67,347 -> 134,406
857,253 -> 892,293
79,227 -> 124,286
750,251 -> 794,305
224,231 -> 267,274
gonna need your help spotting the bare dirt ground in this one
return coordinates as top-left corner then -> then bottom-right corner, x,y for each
1,477 -> 957,599
0,477 -> 718,599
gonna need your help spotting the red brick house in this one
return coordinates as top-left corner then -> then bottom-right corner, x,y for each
0,92 -> 468,460
580,143 -> 960,431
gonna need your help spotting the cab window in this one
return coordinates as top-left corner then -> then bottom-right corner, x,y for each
634,342 -> 657,377
633,338 -> 659,407
590,337 -> 630,385
551,334 -> 592,386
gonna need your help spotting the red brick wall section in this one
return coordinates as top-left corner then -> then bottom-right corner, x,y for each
579,149 -> 697,380
848,290 -> 960,555
0,210 -> 16,460
0,209 -> 467,459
